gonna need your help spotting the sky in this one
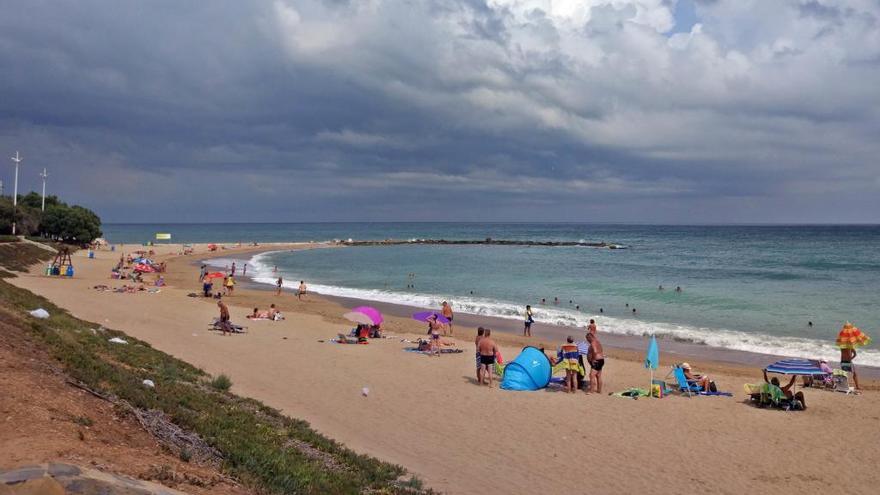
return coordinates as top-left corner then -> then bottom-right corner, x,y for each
0,0 -> 878,224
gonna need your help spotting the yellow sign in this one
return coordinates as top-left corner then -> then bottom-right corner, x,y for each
155,233 -> 172,240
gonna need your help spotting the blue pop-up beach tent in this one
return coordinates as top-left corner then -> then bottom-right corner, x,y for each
501,346 -> 552,391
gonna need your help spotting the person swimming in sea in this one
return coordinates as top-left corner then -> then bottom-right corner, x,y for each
675,286 -> 682,292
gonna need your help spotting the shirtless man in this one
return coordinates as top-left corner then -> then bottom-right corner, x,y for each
478,329 -> 499,386
475,327 -> 485,381
427,314 -> 444,356
586,332 -> 605,394
841,347 -> 861,392
587,319 -> 597,336
298,281 -> 307,300
217,299 -> 230,336
441,301 -> 454,336
275,276 -> 283,296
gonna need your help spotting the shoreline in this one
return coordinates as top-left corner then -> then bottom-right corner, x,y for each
198,246 -> 880,380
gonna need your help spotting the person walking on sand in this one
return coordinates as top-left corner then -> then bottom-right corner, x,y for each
586,332 -> 605,394
243,263 -> 247,276
199,264 -> 207,282
275,276 -> 283,296
298,280 -> 307,300
225,274 -> 235,296
217,299 -> 230,336
231,262 -> 236,277
475,327 -> 485,382
524,305 -> 534,337
478,329 -> 499,386
441,301 -> 454,336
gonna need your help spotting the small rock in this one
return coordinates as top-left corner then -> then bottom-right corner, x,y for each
142,379 -> 155,388
29,308 -> 50,319
108,337 -> 128,345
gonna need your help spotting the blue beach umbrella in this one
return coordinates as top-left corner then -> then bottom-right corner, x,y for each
765,359 -> 825,376
645,335 -> 660,397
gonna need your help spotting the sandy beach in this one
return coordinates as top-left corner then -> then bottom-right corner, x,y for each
10,243 -> 880,494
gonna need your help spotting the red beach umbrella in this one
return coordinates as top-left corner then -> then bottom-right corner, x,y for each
836,322 -> 871,349
205,272 -> 226,279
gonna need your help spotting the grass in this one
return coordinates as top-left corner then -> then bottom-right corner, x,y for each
0,243 -> 56,272
0,246 -> 431,494
210,374 -> 232,392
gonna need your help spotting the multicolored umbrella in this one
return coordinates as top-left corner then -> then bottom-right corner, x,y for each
836,322 -> 871,349
133,263 -> 156,273
765,359 -> 826,376
412,311 -> 449,324
351,306 -> 383,325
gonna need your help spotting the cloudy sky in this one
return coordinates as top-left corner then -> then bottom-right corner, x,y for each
1,0 -> 878,223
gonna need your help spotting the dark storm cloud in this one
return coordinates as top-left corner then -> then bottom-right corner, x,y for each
0,0 -> 878,223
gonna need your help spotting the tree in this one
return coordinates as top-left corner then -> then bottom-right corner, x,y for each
0,192 -> 102,243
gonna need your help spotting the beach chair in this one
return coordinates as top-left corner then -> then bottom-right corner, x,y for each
833,371 -> 854,394
673,367 -> 703,397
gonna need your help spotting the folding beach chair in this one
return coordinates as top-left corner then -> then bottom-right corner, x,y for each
673,367 -> 703,397
833,371 -> 854,394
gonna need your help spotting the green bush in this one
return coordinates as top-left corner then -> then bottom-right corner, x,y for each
210,373 -> 233,392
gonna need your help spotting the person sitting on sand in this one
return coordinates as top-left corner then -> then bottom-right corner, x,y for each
247,307 -> 270,319
558,336 -> 580,394
586,333 -> 605,394
681,363 -> 710,392
763,369 -> 806,409
268,304 -> 280,320
478,329 -> 498,386
369,324 -> 382,338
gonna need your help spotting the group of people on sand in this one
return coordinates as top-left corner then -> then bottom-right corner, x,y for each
247,304 -> 283,321
550,320 -> 605,394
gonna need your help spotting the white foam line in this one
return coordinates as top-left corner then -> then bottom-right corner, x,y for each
244,251 -> 880,367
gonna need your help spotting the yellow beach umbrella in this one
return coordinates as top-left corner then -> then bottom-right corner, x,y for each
836,322 -> 871,349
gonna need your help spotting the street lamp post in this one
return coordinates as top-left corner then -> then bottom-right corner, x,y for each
40,168 -> 49,212
10,151 -> 22,236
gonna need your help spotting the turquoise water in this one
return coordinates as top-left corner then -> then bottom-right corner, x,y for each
105,223 -> 880,365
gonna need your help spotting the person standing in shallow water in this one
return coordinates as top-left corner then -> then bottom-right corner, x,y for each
275,276 -> 283,296
524,305 -> 534,337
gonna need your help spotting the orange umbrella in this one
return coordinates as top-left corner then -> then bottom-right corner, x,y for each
836,322 -> 871,349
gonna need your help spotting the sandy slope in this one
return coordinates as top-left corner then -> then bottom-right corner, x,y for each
10,243 -> 880,495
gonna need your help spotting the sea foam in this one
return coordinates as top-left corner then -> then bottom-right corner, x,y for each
207,252 -> 880,367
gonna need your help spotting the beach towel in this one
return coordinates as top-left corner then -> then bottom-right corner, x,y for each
404,348 -> 463,354
611,388 -> 649,398
697,391 -> 733,397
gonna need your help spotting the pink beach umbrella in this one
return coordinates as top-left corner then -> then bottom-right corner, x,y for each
351,306 -> 383,325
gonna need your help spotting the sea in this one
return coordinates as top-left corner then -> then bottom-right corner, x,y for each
103,223 -> 880,366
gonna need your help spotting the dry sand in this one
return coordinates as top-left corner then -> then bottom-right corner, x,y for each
9,243 -> 880,494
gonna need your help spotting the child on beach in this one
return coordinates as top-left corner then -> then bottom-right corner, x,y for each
225,275 -> 235,296
558,337 -> 580,393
